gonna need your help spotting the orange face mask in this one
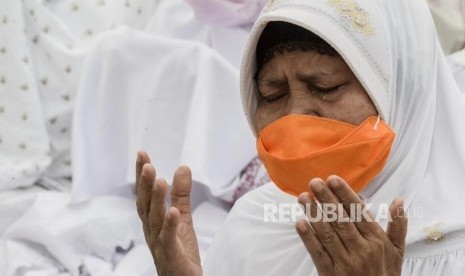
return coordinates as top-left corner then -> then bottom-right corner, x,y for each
256,115 -> 395,196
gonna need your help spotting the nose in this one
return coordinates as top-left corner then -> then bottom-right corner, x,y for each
286,88 -> 320,117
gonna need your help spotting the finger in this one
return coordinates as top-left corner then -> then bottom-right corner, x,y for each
299,188 -> 346,262
386,197 -> 408,254
296,219 -> 334,273
170,166 -> 194,225
137,164 -> 156,238
310,177 -> 361,249
327,175 -> 383,238
136,151 -> 151,196
159,207 -> 181,260
148,178 -> 169,242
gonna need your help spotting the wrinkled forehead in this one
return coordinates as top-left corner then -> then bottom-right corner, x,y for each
240,0 -> 391,135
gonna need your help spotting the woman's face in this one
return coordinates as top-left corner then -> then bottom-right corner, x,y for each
254,50 -> 378,133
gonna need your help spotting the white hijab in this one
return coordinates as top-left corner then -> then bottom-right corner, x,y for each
204,0 -> 465,275
241,0 -> 465,243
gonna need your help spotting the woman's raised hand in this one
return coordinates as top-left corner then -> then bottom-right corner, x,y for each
296,176 -> 408,276
136,151 -> 202,276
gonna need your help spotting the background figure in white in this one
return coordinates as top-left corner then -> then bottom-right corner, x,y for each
0,0 -> 163,274
71,0 -> 266,263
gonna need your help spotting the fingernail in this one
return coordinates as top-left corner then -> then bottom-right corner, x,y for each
311,180 -> 323,192
297,221 -> 308,234
327,176 -> 339,188
298,193 -> 311,204
335,176 -> 346,187
141,164 -> 148,175
154,181 -> 159,191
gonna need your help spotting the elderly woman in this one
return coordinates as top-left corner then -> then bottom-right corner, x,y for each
135,0 -> 465,275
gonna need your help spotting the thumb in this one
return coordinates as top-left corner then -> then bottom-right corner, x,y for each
386,197 -> 408,254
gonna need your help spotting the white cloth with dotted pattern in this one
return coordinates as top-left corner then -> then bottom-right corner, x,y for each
0,0 -> 162,275
0,0 -> 160,191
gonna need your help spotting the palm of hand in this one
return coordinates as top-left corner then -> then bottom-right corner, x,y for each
136,152 -> 202,276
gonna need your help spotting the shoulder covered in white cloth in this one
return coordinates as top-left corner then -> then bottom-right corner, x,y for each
204,183 -> 465,276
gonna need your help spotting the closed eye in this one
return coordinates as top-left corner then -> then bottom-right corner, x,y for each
263,92 -> 287,103
315,85 -> 342,94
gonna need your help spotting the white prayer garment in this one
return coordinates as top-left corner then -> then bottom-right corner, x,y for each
186,0 -> 266,28
71,0 -> 256,204
203,0 -> 465,275
0,0 -> 160,191
145,0 -> 252,69
0,0 -> 162,274
449,49 -> 465,94
71,0 -> 262,263
1,0 -> 254,274
0,188 -> 147,275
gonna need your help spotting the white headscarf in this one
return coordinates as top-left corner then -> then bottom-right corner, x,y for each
204,0 -> 465,275
240,0 -> 465,242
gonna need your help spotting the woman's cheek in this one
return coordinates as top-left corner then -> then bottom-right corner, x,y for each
255,106 -> 282,132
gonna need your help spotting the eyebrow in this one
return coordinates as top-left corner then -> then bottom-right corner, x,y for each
296,70 -> 338,83
256,78 -> 285,86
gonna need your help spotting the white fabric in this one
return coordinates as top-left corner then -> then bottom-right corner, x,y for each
427,0 -> 465,54
70,0 -> 257,265
449,49 -> 465,94
71,28 -> 256,202
0,0 -> 163,274
186,0 -> 266,27
0,0 -> 52,190
0,0 -> 159,191
204,0 -> 465,274
1,0 -> 254,274
0,188 -> 147,276
204,183 -> 465,276
145,0 -> 252,69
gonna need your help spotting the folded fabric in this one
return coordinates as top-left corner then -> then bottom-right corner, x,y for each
186,0 -> 267,27
427,0 -> 465,54
448,49 -> 465,94
71,28 -> 256,202
0,189 -> 144,275
0,0 -> 159,191
146,0 -> 251,69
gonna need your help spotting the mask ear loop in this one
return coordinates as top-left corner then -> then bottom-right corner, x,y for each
373,115 -> 381,130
